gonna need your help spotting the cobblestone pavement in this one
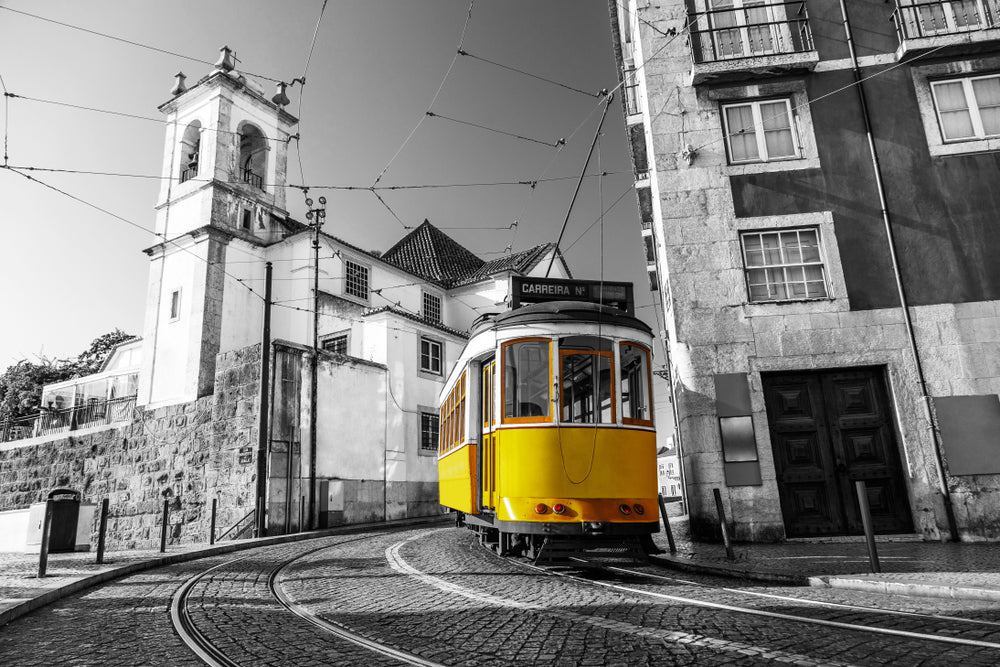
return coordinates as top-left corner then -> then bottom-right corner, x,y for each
2,525 -> 1000,666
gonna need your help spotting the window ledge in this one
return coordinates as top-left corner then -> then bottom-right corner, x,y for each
929,136 -> 1000,158
743,297 -> 847,318
417,369 -> 443,381
724,155 -> 820,176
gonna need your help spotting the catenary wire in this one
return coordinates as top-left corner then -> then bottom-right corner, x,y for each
458,49 -> 602,98
425,111 -> 563,148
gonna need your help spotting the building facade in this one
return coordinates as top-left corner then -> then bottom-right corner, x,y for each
609,1 -> 1000,542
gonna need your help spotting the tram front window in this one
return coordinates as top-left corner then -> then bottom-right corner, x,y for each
504,339 -> 550,419
560,336 -> 613,424
621,343 -> 652,425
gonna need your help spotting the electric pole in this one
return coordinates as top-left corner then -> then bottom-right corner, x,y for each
304,196 -> 326,530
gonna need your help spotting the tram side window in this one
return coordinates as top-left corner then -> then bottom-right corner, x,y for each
560,336 -> 614,424
503,339 -> 550,420
438,371 -> 467,454
621,343 -> 652,426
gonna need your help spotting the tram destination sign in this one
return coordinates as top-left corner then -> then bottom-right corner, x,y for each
511,277 -> 634,314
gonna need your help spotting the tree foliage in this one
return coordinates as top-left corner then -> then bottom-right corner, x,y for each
0,329 -> 137,421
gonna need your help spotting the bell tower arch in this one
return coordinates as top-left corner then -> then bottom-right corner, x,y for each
139,47 -> 299,407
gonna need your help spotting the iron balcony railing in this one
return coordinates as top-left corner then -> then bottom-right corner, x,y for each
689,1 -> 814,64
242,167 -> 263,189
0,395 -> 137,443
180,164 -> 198,183
892,0 -> 1000,40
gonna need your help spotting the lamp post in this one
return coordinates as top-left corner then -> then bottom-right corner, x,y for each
304,196 -> 326,529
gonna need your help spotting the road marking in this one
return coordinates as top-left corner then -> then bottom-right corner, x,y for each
386,534 -> 858,667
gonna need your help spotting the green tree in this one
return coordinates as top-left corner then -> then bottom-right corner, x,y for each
0,329 -> 137,422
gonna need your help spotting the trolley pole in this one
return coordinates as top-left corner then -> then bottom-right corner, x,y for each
305,196 -> 327,530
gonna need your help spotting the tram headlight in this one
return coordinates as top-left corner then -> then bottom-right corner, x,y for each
618,503 -> 632,515
552,503 -> 566,515
534,503 -> 548,514
633,503 -> 645,515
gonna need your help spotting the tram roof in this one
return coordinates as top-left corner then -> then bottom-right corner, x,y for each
471,301 -> 652,336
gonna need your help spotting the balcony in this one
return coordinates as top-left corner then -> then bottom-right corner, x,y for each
688,1 -> 818,86
892,0 -> 1000,59
1,395 -> 137,444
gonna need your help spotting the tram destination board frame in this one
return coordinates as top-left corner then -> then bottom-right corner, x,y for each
510,276 -> 634,315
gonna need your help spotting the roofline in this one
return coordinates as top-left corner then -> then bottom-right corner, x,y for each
363,306 -> 469,339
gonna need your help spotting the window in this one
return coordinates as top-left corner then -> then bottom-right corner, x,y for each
169,289 -> 182,321
911,0 -> 992,36
722,99 -> 798,163
741,228 -> 828,302
560,336 -> 614,424
438,372 -> 466,455
422,292 -> 442,323
344,260 -> 369,300
241,208 -> 252,231
621,343 -> 653,426
931,74 -> 1000,142
179,121 -> 201,183
419,337 -> 442,375
238,122 -> 266,189
420,412 -> 439,454
321,333 -> 349,355
503,338 -> 551,422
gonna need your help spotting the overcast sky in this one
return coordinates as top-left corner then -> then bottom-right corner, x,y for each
0,0 -> 661,369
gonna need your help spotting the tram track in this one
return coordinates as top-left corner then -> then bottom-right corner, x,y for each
521,555 -> 1000,652
170,532 -> 446,667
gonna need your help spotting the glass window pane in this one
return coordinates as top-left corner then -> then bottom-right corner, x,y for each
941,110 -> 976,140
759,102 -> 790,131
934,82 -> 969,113
620,344 -> 650,423
725,106 -> 759,161
764,129 -> 795,158
504,340 -> 550,419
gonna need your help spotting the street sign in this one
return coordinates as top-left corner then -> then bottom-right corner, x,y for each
511,276 -> 634,314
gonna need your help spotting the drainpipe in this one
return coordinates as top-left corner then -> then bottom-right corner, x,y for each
838,0 -> 959,541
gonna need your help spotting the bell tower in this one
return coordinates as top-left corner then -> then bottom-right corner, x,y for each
138,46 -> 299,407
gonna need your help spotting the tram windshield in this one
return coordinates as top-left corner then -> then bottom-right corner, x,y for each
620,343 -> 652,425
503,339 -> 550,420
560,336 -> 614,424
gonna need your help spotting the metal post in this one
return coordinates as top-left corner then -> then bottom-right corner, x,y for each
712,488 -> 735,561
657,493 -> 676,554
209,498 -> 218,546
855,480 -> 882,573
255,262 -> 273,538
160,499 -> 169,553
96,498 -> 109,564
305,196 -> 326,531
37,499 -> 53,578
300,495 -> 306,533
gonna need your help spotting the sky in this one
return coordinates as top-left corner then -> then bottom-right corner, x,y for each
0,0 -> 663,370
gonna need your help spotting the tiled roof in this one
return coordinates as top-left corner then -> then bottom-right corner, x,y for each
381,220 -> 485,287
453,242 -> 570,286
363,306 -> 470,339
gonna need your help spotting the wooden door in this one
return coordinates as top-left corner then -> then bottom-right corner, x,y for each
763,368 -> 913,538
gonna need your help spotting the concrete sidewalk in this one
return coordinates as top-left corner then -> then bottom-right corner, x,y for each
650,517 -> 1000,601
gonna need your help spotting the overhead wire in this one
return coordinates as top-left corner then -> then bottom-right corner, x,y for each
458,49 -> 602,98
425,111 -> 564,148
0,6 -> 282,84
0,71 -> 9,165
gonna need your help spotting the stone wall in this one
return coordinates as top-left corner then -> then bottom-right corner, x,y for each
0,344 -> 261,550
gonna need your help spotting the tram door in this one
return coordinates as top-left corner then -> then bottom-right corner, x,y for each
481,358 -> 497,510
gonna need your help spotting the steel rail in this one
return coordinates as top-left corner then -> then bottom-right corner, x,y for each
523,558 -> 1000,651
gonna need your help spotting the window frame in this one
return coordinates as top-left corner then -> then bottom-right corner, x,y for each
558,345 -> 616,426
320,331 -> 350,355
501,337 -> 553,425
721,97 -> 800,165
418,335 -> 443,376
739,227 -> 829,304
930,73 -> 1000,143
169,289 -> 182,322
419,409 -> 439,456
422,291 -> 442,324
620,341 -> 654,427
343,258 -> 370,302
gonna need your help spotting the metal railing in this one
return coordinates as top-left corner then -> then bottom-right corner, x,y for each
242,167 -> 263,189
215,508 -> 256,542
892,0 -> 1000,40
0,395 -> 137,443
180,164 -> 198,183
689,1 -> 814,64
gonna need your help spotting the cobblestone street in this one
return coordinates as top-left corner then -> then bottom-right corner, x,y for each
2,524 -> 999,666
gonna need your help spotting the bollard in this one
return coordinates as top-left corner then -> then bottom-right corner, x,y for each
160,499 -> 170,553
96,498 -> 109,564
712,488 -> 736,561
37,499 -> 54,578
300,496 -> 306,533
855,480 -> 881,573
657,493 -> 677,554
209,498 -> 218,545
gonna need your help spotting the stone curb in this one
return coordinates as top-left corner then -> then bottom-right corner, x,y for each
809,575 -> 1000,602
0,514 -> 451,628
648,553 -> 809,586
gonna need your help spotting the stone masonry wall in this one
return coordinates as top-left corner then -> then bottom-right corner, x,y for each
0,344 -> 261,550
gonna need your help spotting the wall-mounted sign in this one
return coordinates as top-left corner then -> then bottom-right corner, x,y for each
511,276 -> 634,314
238,446 -> 253,465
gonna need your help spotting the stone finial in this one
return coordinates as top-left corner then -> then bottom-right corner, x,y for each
170,72 -> 187,96
215,45 -> 235,72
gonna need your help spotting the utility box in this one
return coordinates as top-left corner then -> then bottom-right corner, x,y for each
25,489 -> 95,554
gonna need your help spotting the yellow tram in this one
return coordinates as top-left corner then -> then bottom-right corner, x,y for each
437,295 -> 659,559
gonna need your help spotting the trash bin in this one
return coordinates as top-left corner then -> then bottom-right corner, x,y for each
45,488 -> 81,553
